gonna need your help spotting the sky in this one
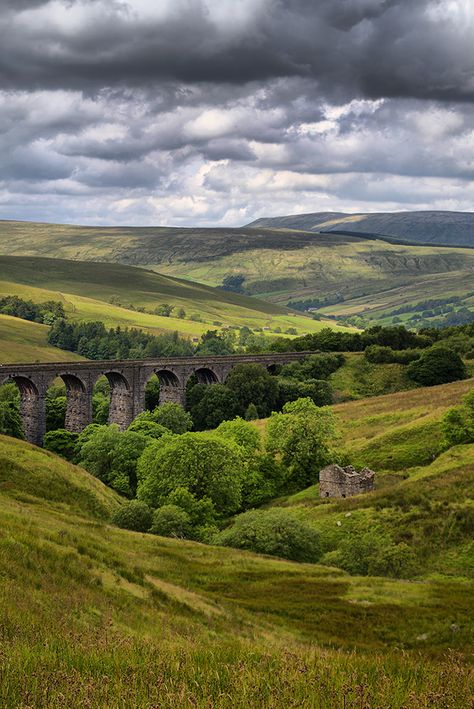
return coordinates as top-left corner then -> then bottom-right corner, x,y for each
0,0 -> 473,227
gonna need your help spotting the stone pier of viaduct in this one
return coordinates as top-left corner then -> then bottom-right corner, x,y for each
0,352 -> 311,445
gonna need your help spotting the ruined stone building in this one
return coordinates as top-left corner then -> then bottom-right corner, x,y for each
319,464 -> 375,498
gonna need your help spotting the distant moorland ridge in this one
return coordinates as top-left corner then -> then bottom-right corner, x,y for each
246,210 -> 474,248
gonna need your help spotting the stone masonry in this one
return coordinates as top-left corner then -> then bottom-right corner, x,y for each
319,464 -> 375,498
0,351 -> 311,446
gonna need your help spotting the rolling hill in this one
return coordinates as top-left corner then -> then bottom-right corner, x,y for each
0,257 -> 352,353
0,313 -> 85,363
1,221 -> 473,322
247,210 -> 474,248
1,383 -> 473,706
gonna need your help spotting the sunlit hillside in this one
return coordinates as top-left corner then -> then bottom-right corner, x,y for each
0,432 -> 472,707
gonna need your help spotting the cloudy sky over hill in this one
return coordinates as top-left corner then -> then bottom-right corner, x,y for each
0,0 -> 473,226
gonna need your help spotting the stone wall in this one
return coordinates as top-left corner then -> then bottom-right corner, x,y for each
319,464 -> 375,498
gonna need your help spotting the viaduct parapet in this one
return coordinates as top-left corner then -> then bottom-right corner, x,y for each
0,352 -> 311,445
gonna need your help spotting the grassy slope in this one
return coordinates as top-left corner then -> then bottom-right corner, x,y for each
0,255 -> 351,338
0,313 -> 85,363
0,221 -> 473,311
259,379 -> 474,584
0,433 -> 473,707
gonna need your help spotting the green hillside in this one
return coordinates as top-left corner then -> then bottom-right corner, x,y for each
0,313 -> 85,363
0,221 -> 472,321
0,256 -> 350,342
247,210 -> 474,248
0,432 -> 473,706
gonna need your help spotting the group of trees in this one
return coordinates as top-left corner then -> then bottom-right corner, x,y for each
186,356 -> 343,431
63,397 -> 340,557
364,343 -> 467,386
48,320 -> 194,359
0,296 -> 65,325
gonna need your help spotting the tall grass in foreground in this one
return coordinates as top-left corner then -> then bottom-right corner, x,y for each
1,635 -> 472,708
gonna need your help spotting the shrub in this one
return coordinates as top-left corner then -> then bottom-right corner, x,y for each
150,505 -> 192,538
244,403 -> 259,420
216,509 -> 321,563
215,417 -> 261,460
407,346 -> 466,386
112,501 -> 153,532
364,345 -> 421,365
442,388 -> 474,447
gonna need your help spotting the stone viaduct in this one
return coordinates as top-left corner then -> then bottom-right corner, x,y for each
0,352 -> 311,446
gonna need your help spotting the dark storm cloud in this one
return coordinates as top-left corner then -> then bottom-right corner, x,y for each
0,0 -> 472,103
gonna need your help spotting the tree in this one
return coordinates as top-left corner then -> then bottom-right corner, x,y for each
277,378 -> 332,408
154,304 -> 174,317
195,330 -> 234,356
267,398 -> 339,490
226,364 -> 279,417
128,412 -> 172,439
78,425 -> 152,497
112,501 -> 153,532
0,401 -> 23,439
244,403 -> 259,421
221,273 -> 245,293
150,505 -> 192,538
216,509 -> 321,563
215,417 -> 261,461
43,429 -> 78,460
407,346 -> 466,386
137,432 -> 243,516
150,403 -> 193,434
188,384 -> 239,431
45,391 -> 67,431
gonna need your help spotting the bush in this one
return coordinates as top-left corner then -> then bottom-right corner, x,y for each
407,346 -> 466,386
216,509 -> 321,563
112,501 -> 153,532
150,505 -> 192,538
215,417 -> 261,460
277,378 -> 332,408
442,388 -> 474,447
364,345 -> 421,365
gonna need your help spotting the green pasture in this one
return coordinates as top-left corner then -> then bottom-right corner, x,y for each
0,314 -> 84,363
0,432 -> 472,706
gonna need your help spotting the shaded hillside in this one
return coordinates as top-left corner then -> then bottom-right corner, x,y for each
247,210 -> 474,248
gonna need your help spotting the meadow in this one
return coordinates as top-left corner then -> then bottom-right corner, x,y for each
0,314 -> 85,363
0,430 -> 473,707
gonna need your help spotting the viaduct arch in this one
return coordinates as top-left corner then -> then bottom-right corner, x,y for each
0,352 -> 311,446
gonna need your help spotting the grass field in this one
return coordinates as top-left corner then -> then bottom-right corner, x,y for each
0,314 -> 85,363
0,256 -> 352,342
0,433 -> 473,706
0,220 -> 473,316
